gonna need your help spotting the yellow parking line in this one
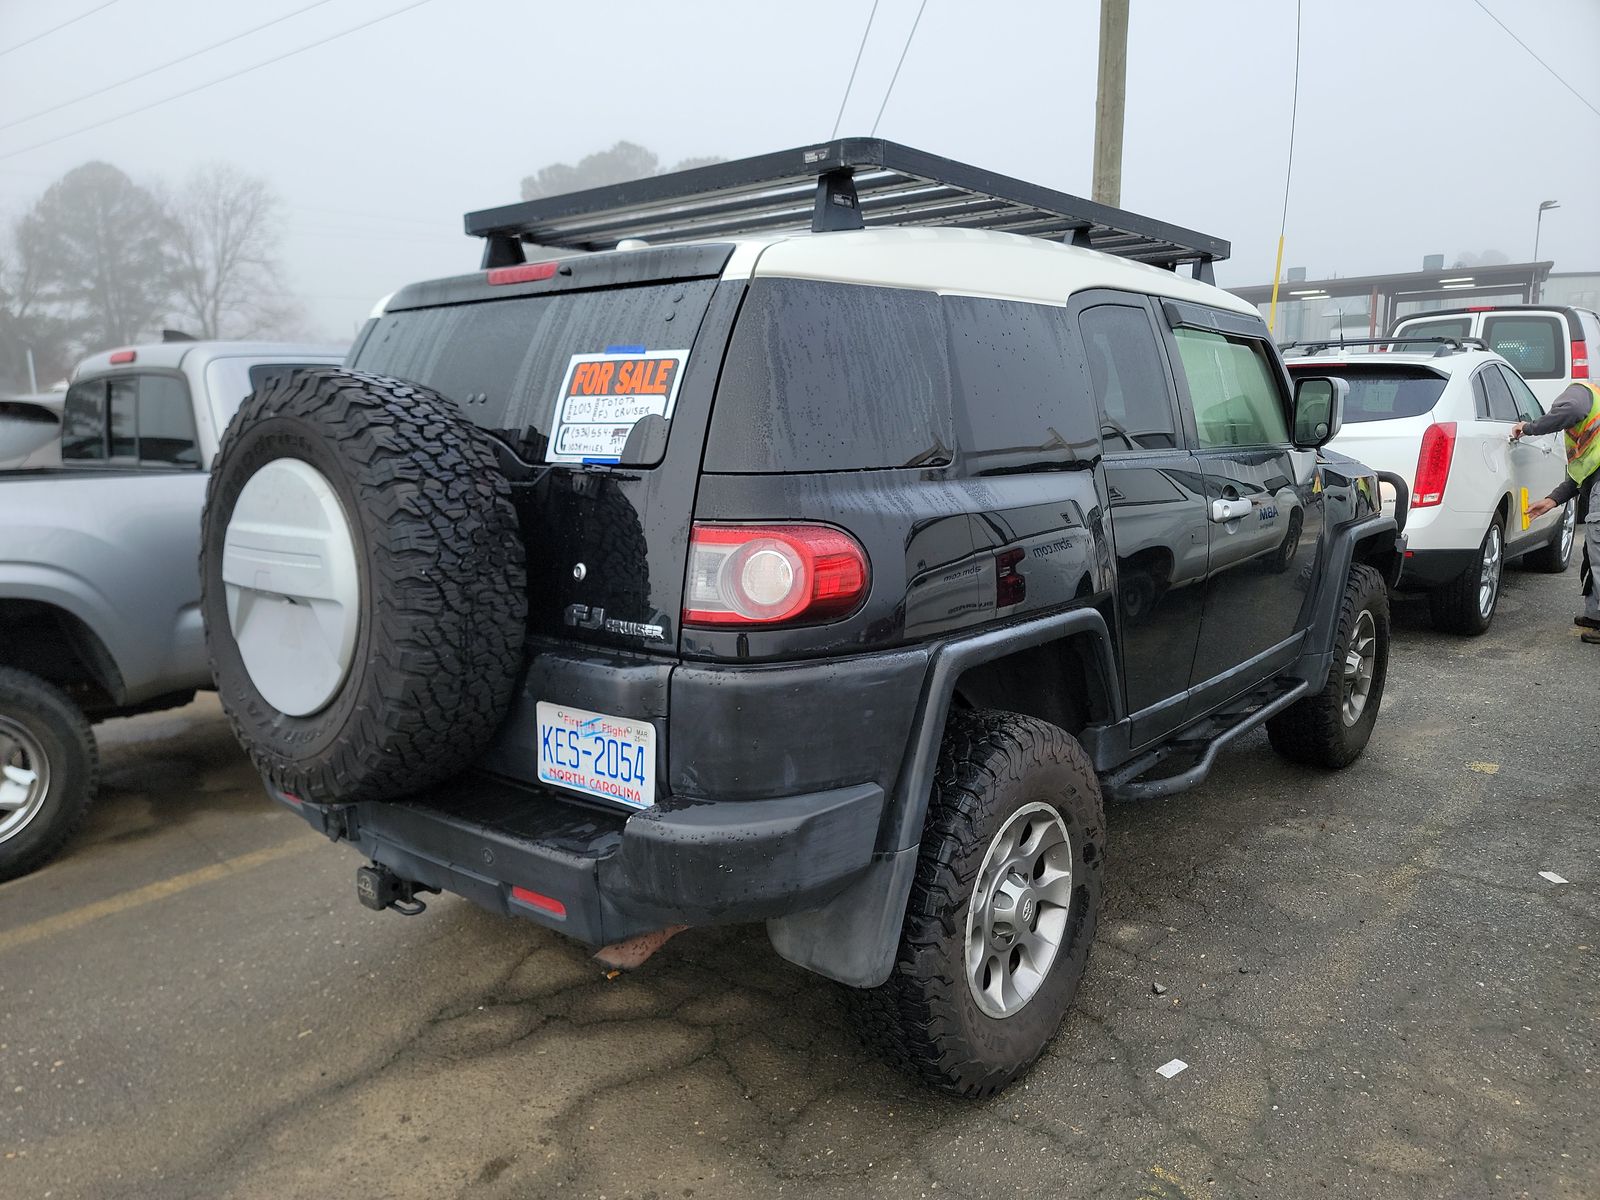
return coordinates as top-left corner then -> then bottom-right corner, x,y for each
0,839 -> 311,955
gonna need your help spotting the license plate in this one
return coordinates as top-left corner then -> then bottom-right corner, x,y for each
536,702 -> 655,810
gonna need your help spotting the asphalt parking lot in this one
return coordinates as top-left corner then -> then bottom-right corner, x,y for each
2,565 -> 1596,1200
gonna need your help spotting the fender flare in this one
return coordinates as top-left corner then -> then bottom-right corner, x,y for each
766,605 -> 1121,988
1291,512 -> 1400,691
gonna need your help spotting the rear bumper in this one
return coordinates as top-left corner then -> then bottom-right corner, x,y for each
1397,546 -> 1478,589
278,772 -> 886,945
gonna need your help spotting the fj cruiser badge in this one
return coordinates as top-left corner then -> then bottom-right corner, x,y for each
563,604 -> 666,642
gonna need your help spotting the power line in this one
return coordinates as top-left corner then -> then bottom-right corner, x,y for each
829,0 -> 881,140
1472,0 -> 1600,121
870,0 -> 930,137
0,0 -> 438,162
0,0 -> 340,135
1266,0 -> 1302,334
0,1 -> 120,60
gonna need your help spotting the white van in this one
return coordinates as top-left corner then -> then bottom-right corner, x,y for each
1389,305 -> 1598,407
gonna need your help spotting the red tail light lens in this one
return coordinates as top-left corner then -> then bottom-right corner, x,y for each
1571,339 -> 1588,380
995,547 -> 1026,607
487,261 -> 558,286
109,349 -> 136,364
684,524 -> 869,626
1413,421 -> 1456,508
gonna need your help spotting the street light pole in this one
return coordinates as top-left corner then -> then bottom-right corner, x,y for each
1532,199 -> 1559,303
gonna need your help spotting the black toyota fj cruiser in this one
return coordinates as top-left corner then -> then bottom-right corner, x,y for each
201,141 -> 1403,1097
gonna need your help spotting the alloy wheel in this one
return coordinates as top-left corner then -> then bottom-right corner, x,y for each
1341,609 -> 1378,726
0,716 -> 51,845
1478,524 -> 1503,620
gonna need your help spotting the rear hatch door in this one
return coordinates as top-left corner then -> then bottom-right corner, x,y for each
349,244 -> 738,657
1296,359 -> 1450,483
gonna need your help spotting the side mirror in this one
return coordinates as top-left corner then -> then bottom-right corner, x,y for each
1292,375 -> 1347,449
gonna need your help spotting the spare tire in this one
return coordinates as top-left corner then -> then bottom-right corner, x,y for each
201,368 -> 527,803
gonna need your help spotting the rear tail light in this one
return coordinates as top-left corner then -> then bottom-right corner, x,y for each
996,547 -> 1026,607
1572,339 -> 1588,380
1412,421 -> 1456,508
684,524 -> 869,626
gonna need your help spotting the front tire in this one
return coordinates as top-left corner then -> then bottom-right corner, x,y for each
0,668 -> 97,883
850,710 -> 1105,1097
1267,562 -> 1389,769
1524,499 -> 1576,574
1429,518 -> 1504,635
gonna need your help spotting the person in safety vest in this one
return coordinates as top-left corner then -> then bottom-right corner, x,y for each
1513,379 -> 1600,644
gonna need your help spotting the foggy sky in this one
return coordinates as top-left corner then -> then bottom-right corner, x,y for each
2,0 -> 1597,341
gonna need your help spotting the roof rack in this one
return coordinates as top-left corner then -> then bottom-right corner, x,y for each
1282,336 -> 1488,358
464,138 -> 1228,280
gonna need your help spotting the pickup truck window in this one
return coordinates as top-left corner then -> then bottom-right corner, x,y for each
59,374 -> 200,468
1172,327 -> 1290,448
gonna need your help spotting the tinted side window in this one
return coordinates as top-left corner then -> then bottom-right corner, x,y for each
1480,366 -> 1520,422
138,375 -> 201,466
1078,304 -> 1177,453
1171,328 -> 1291,448
706,279 -> 953,472
945,296 -> 1097,473
1498,365 -> 1544,421
61,381 -> 107,461
1394,317 -> 1471,351
1484,315 -> 1563,379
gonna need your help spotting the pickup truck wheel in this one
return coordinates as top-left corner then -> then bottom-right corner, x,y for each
1524,499 -> 1576,574
850,710 -> 1104,1097
201,369 -> 527,803
1428,518 -> 1503,635
1266,562 -> 1389,769
0,668 -> 97,883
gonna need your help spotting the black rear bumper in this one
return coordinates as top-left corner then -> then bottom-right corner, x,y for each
1397,547 -> 1478,589
279,773 -> 885,946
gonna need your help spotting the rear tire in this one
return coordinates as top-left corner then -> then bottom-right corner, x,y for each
0,668 -> 97,883
1524,499 -> 1576,574
1428,518 -> 1503,635
1267,562 -> 1389,769
201,368 -> 527,804
849,710 -> 1105,1097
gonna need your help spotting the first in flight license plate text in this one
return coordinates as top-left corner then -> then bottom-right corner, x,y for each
536,701 -> 655,810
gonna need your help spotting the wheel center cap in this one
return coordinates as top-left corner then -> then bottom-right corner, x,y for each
1019,895 -> 1036,926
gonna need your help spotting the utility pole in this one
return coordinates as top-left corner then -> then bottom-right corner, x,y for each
1092,0 -> 1130,207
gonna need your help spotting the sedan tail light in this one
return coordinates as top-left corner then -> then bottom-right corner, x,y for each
1412,421 -> 1456,508
684,524 -> 869,626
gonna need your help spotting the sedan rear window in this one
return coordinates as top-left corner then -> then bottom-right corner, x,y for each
1293,365 -> 1447,423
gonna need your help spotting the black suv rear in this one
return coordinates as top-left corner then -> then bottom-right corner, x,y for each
201,141 -> 1402,1096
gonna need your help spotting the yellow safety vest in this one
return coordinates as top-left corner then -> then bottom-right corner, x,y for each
1566,381 -> 1600,486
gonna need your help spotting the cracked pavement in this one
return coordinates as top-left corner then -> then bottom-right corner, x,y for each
2,564 -> 1596,1200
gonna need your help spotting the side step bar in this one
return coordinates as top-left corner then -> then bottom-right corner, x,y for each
1100,679 -> 1311,801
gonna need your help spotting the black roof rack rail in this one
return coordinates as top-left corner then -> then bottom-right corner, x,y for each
463,138 -> 1229,278
1282,336 -> 1488,357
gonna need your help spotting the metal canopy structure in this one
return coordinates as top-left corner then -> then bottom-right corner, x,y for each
464,138 -> 1229,278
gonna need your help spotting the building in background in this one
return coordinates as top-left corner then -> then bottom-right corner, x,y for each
1226,258 -> 1599,345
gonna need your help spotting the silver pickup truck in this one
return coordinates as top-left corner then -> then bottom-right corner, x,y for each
0,339 -> 342,881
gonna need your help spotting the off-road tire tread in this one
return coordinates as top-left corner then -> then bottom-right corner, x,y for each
202,368 -> 527,803
0,666 -> 97,882
1266,562 -> 1388,768
1428,520 -> 1500,635
848,710 -> 1104,1098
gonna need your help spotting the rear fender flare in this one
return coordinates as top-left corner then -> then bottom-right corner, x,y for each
766,605 -> 1121,988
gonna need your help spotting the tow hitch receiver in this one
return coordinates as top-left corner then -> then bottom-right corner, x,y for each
355,864 -> 436,916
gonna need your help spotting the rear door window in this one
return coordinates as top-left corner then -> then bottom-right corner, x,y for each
1480,365 -> 1521,422
354,280 -> 718,466
1171,327 -> 1290,447
1079,304 -> 1179,452
61,381 -> 107,461
1484,314 -> 1564,379
1393,317 -> 1471,352
705,279 -> 952,472
1292,366 -> 1447,423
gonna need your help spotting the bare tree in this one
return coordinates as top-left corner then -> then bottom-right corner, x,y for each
520,142 -> 725,201
168,163 -> 292,339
